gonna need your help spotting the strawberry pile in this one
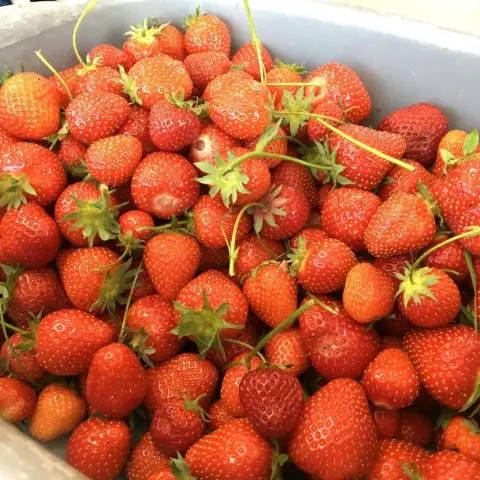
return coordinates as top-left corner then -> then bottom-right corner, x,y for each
1,1 -> 480,480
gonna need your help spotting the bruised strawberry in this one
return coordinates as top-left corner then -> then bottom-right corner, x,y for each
231,42 -> 274,81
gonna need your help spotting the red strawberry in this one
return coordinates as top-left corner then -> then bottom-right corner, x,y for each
89,44 -> 135,70
0,72 -> 60,140
419,450 -> 480,480
144,232 -> 201,302
183,10 -> 231,56
343,262 -> 395,324
48,65 -> 80,108
378,103 -> 448,166
67,418 -> 131,480
209,399 -> 235,430
35,309 -> 113,375
317,182 -> 332,210
29,384 -> 86,442
372,408 -> 400,439
327,124 -> 407,190
58,135 -> 88,176
403,325 -> 480,409
184,51 -> 231,91
231,42 -> 274,81
0,125 -> 18,153
0,203 -> 60,268
365,193 -> 436,258
0,142 -> 66,208
307,102 -> 345,142
299,295 -> 381,379
118,209 -> 154,242
155,24 -> 186,60
304,62 -> 372,123
0,377 -> 36,423
374,255 -> 413,290
239,367 -> 303,438
73,66 -> 123,97
131,152 -> 199,219
126,295 -> 184,364
321,188 -> 381,251
66,91 -> 130,144
85,134 -> 143,187
118,105 -> 155,154
398,411 -> 433,446
243,125 -> 288,169
126,432 -> 170,480
288,378 -> 378,479
454,418 -> 480,463
369,439 -> 429,480
131,259 -> 157,301
266,61 -> 304,109
290,227 -> 329,249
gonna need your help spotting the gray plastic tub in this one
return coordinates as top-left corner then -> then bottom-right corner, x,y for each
1,0 -> 480,478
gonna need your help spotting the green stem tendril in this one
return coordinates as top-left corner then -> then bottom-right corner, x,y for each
223,338 -> 267,363
243,0 -> 266,85
3,321 -> 27,335
137,219 -> 189,233
273,110 -> 347,126
35,50 -> 73,101
72,0 -> 99,67
270,135 -> 308,148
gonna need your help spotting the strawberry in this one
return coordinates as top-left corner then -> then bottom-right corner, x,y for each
126,295 -> 184,364
155,24 -> 186,60
48,65 -> 80,108
304,62 -> 372,123
362,348 -> 419,409
290,227 -> 329,249
327,124 -> 407,190
403,325 -> 480,409
299,295 -> 381,379
231,42 -> 274,81
374,255 -> 413,290
184,51 -> 231,91
118,105 -> 156,154
443,416 -> 468,449
86,342 -> 148,418
67,418 -> 131,480
144,232 -> 201,302
118,209 -> 154,242
29,384 -> 86,442
89,44 -> 135,70
239,367 -> 304,438
183,10 -> 231,56
185,418 -> 272,480
288,378 -> 378,479
150,396 -> 206,456
264,327 -> 310,376
0,203 -> 60,268
192,195 -> 252,248
209,399 -> 235,430
131,259 -> 157,301
372,408 -> 400,439
0,377 -> 36,423
369,439 -> 429,480
321,188 -> 381,251
66,91 -> 130,144
307,102 -> 345,142
398,411 -> 433,446
199,245 -> 232,271
0,125 -> 18,153
145,353 -> 218,412
243,262 -> 297,328
35,308 -> 113,375
418,450 -> 480,480
343,262 -> 395,324
204,71 -> 269,140
243,125 -> 288,169
127,54 -> 193,109
266,61 -> 304,109
126,432 -> 170,480
317,182 -> 332,210
85,134 -> 143,187
382,336 -> 404,350
0,72 -> 60,140
73,66 -> 123,97
58,135 -> 88,176
365,193 -> 436,258
454,418 -> 480,463
131,152 -> 199,219
378,102 -> 448,166
0,142 -> 66,208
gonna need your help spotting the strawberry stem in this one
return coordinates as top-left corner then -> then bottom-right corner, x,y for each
3,321 -> 26,334
35,50 -> 73,101
223,338 -> 267,363
138,219 -> 190,234
243,0 -> 266,84
72,0 -> 99,67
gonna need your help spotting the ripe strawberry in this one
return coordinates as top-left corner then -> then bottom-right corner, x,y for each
58,135 -> 88,176
239,367 -> 304,438
0,142 -> 66,208
118,209 -> 154,242
144,232 -> 201,302
127,54 -> 193,109
67,418 -> 131,480
288,378 -> 378,479
183,10 -> 231,56
184,51 -> 231,91
398,411 -> 433,446
327,124 -> 407,190
365,193 -> 436,258
131,259 -> 157,301
369,439 -> 429,480
192,195 -> 252,248
243,124 -> 288,169
343,262 -> 395,324
126,294 -> 184,363
144,353 -> 218,412
35,308 -> 113,375
372,408 -> 400,439
204,71 -> 269,139
85,134 -> 143,187
66,91 -> 130,144
266,61 -> 304,109
118,105 -> 156,154
73,66 -> 123,97
403,325 -> 480,409
155,24 -> 186,60
321,188 -> 381,251
379,102 -> 448,166
454,419 -> 480,463
89,44 -> 135,70
131,152 -> 199,219
0,125 -> 18,153
126,432 -> 170,480
209,399 -> 235,430
304,62 -> 372,123
443,416 -> 468,449
299,295 -> 381,379
374,255 -> 413,290
0,203 -> 60,268
29,384 -> 86,442
231,42 -> 274,81
419,450 -> 480,480
187,418 -> 272,480
48,65 -> 80,108
0,377 -> 36,423
0,72 -> 60,140
290,227 -> 329,249
307,102 -> 345,142
150,396 -> 206,456
317,182 -> 332,210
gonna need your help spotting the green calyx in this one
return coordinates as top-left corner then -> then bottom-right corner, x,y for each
166,92 -> 210,119
460,374 -> 480,416
273,58 -> 307,74
183,394 -> 210,422
172,291 -> 243,358
0,173 -> 37,210
440,129 -> 480,175
117,231 -> 145,258
68,160 -> 89,178
272,87 -> 313,136
249,184 -> 288,235
0,264 -> 22,313
62,184 -> 122,247
124,18 -> 168,44
183,5 -> 204,28
416,181 -> 443,225
117,66 -> 142,105
171,452 -> 197,480
129,327 -> 156,367
270,439 -> 289,480
0,64 -> 24,86
45,116 -> 70,149
287,235 -> 307,276
396,266 -> 440,308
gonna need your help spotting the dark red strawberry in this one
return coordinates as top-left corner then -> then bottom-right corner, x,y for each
0,377 -> 37,423
398,411 -> 433,447
372,408 -> 400,439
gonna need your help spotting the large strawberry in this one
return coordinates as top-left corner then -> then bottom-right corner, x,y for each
0,377 -> 37,423
418,450 -> 480,479
231,42 -> 274,81
288,378 -> 378,479
184,51 -> 231,91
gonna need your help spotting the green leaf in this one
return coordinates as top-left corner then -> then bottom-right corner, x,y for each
255,119 -> 282,153
463,129 -> 479,156
272,86 -> 313,137
465,250 -> 478,332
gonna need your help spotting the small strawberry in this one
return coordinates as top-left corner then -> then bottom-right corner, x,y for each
454,418 -> 480,463
89,44 -> 135,70
126,432 -> 170,480
118,105 -> 156,154
0,376 -> 36,423
266,60 -> 304,109
155,24 -> 186,60
118,209 -> 154,243
418,450 -> 480,480
184,51 -> 231,91
66,418 -> 131,480
29,384 -> 86,442
209,399 -> 235,430
58,135 -> 88,177
290,227 -> 329,249
243,125 -> 288,169
398,411 -> 433,446
307,102 -> 345,142
372,408 -> 400,439
231,42 -> 274,81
